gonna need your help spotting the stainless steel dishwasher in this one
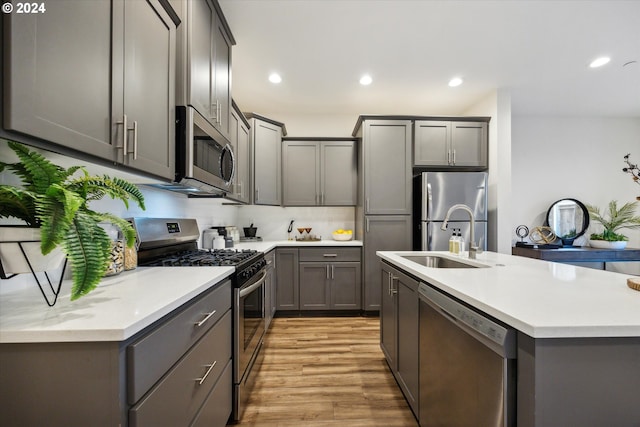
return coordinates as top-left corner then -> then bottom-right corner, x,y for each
418,282 -> 516,427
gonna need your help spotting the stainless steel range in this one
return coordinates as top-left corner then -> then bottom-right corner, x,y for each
131,218 -> 266,422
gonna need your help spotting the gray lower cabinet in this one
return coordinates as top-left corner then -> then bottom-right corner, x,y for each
228,102 -> 251,203
414,119 -> 488,168
275,248 -> 299,310
0,280 -> 233,427
3,0 -> 176,180
248,115 -> 286,205
362,215 -> 412,311
282,139 -> 357,206
380,262 -> 419,418
299,248 -> 362,310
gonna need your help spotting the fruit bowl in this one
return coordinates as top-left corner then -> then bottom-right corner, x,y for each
332,231 -> 353,241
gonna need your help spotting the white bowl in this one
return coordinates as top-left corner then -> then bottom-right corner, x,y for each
589,240 -> 627,249
332,233 -> 353,241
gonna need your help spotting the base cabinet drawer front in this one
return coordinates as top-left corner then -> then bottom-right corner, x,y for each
128,280 -> 231,404
189,359 -> 232,427
298,247 -> 361,262
129,310 -> 232,427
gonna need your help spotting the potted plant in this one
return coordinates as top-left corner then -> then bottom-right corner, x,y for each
586,200 -> 640,249
0,141 -> 145,300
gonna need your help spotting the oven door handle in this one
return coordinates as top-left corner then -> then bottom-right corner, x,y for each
239,270 -> 268,298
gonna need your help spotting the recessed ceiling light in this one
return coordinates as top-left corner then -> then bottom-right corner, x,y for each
268,73 -> 282,84
448,77 -> 463,87
589,57 -> 610,68
359,74 -> 372,86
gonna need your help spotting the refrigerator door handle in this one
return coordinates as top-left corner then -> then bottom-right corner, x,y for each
422,222 -> 431,251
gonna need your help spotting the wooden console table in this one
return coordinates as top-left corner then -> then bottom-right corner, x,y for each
512,246 -> 640,269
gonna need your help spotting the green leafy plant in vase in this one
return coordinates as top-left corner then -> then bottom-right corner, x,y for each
0,141 -> 145,301
586,200 -> 640,249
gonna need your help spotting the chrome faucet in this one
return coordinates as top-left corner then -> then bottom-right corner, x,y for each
441,204 -> 478,259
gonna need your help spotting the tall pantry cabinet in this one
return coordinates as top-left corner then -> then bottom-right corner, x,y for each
354,118 -> 413,312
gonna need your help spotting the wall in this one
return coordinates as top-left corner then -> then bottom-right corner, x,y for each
511,116 -> 640,274
462,89 -> 513,254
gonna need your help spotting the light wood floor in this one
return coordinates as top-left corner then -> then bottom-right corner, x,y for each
232,316 -> 418,427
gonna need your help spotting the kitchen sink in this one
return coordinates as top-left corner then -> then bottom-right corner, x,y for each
401,255 -> 488,269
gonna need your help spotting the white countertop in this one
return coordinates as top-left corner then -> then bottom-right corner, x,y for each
0,240 -> 361,344
0,267 -> 234,343
377,251 -> 640,339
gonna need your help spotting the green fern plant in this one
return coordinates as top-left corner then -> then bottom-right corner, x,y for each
0,141 -> 145,300
586,200 -> 640,242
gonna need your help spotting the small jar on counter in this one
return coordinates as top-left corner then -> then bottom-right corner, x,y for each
124,243 -> 138,271
101,223 -> 124,276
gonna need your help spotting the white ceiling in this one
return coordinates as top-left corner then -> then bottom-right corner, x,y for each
218,0 -> 640,119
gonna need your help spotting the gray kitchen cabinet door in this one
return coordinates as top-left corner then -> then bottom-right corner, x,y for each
282,141 -> 320,206
330,262 -> 361,309
228,105 -> 250,203
380,263 -> 397,370
414,121 -> 450,166
299,262 -> 330,310
212,13 -> 233,139
3,0 -> 116,160
395,270 -> 419,416
252,119 -> 282,205
451,121 -> 488,168
275,248 -> 299,310
321,141 -> 357,206
121,0 -> 175,179
188,0 -> 215,122
363,120 -> 412,215
363,215 -> 412,311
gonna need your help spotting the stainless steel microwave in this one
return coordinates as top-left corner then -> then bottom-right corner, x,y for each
174,106 -> 235,196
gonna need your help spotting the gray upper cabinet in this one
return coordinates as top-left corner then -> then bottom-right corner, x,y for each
282,139 -> 357,206
363,120 -> 412,215
173,0 -> 234,139
248,115 -> 286,206
228,102 -> 250,203
3,0 -> 176,179
414,119 -> 488,169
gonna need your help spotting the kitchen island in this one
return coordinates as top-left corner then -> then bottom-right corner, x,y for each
377,250 -> 640,427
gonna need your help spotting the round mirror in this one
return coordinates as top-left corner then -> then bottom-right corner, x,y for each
545,198 -> 589,245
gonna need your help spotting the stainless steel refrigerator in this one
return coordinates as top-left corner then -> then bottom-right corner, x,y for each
413,172 -> 488,251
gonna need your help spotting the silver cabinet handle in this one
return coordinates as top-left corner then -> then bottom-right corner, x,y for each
390,274 -> 398,295
366,198 -> 370,213
321,192 -> 324,205
452,149 -> 456,165
331,265 -> 334,279
366,218 -> 370,233
130,120 -> 138,160
194,310 -> 217,327
387,272 -> 391,295
447,150 -> 451,165
326,265 -> 330,279
116,114 -> 128,156
323,254 -> 338,258
195,360 -> 217,385
211,101 -> 217,121
255,187 -> 260,202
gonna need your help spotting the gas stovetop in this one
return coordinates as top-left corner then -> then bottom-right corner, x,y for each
130,218 -> 266,287
140,249 -> 260,267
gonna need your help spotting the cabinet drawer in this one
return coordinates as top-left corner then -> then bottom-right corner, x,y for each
299,247 -> 361,262
189,359 -> 232,427
129,310 -> 232,427
127,279 -> 231,404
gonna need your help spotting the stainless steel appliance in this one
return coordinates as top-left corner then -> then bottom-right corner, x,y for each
153,106 -> 235,196
131,218 -> 266,422
413,171 -> 488,251
418,282 -> 516,427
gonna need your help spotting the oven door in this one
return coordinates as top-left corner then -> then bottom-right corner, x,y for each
234,269 -> 267,383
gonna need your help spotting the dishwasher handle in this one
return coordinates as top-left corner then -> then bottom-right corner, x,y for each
418,282 -> 516,359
